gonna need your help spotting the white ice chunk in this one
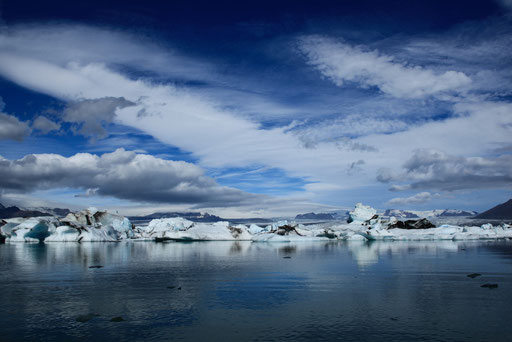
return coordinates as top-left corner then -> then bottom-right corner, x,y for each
348,203 -> 377,223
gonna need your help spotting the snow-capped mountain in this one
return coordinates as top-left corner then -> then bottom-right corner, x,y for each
383,209 -> 477,219
295,212 -> 335,220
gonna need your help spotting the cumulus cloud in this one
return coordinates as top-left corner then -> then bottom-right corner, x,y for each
32,116 -> 61,134
387,192 -> 434,206
378,149 -> 512,191
0,149 -> 263,207
63,97 -> 135,140
0,112 -> 31,141
297,35 -> 472,99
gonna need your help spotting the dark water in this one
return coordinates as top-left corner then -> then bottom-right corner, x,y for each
1,240 -> 511,342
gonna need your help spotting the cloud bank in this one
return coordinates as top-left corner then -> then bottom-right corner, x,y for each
0,148 -> 264,207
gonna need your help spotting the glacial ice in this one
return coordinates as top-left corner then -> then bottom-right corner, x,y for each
348,203 -> 377,223
1,203 -> 511,243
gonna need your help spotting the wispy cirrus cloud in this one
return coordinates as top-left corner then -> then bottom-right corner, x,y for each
297,35 -> 472,99
0,21 -> 511,212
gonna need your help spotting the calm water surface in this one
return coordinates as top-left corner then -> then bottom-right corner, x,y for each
0,240 -> 511,341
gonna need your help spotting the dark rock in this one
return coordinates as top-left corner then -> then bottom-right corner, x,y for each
276,225 -> 303,236
110,316 -> 125,322
362,215 -> 379,226
283,256 -> 291,259
481,283 -> 498,289
228,226 -> 243,239
75,313 -> 99,323
389,218 -> 436,230
167,286 -> 176,289
0,219 -> 6,243
88,265 -> 103,269
467,273 -> 481,278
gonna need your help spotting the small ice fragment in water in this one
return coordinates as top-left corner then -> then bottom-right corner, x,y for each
110,316 -> 125,322
89,265 -> 103,269
481,283 -> 498,289
75,313 -> 99,322
467,273 -> 481,278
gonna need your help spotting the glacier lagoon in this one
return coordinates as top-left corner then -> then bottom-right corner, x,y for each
1,240 -> 511,341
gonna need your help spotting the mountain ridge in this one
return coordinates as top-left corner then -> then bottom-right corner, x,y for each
474,199 -> 512,220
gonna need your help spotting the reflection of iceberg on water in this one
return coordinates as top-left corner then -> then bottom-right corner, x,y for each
346,240 -> 462,267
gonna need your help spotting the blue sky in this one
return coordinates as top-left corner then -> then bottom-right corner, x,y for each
0,0 -> 511,217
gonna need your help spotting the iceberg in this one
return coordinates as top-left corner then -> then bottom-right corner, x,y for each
1,203 -> 511,243
347,203 -> 377,223
135,220 -> 253,241
1,217 -> 58,242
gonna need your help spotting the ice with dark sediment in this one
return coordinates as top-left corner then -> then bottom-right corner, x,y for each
1,204 -> 511,243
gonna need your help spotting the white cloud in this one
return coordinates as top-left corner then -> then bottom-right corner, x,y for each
387,192 -> 434,206
0,40 -> 371,191
297,35 -> 472,99
0,24 -> 511,211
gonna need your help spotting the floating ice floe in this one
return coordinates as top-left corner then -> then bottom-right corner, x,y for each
134,220 -> 253,241
1,203 -> 511,243
347,203 -> 377,223
1,207 -> 134,242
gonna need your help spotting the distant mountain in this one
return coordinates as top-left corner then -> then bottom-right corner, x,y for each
383,209 -> 477,219
27,207 -> 71,217
129,212 -> 224,222
0,203 -> 71,219
438,209 -> 478,217
0,204 -> 52,219
383,209 -> 420,219
474,199 -> 512,220
295,212 -> 335,220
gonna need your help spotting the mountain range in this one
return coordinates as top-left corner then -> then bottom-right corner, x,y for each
383,209 -> 478,219
128,211 -> 224,222
474,199 -> 512,220
295,212 -> 336,220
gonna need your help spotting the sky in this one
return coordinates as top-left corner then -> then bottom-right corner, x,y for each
0,0 -> 511,217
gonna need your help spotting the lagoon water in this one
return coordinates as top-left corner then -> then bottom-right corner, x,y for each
1,240 -> 511,341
